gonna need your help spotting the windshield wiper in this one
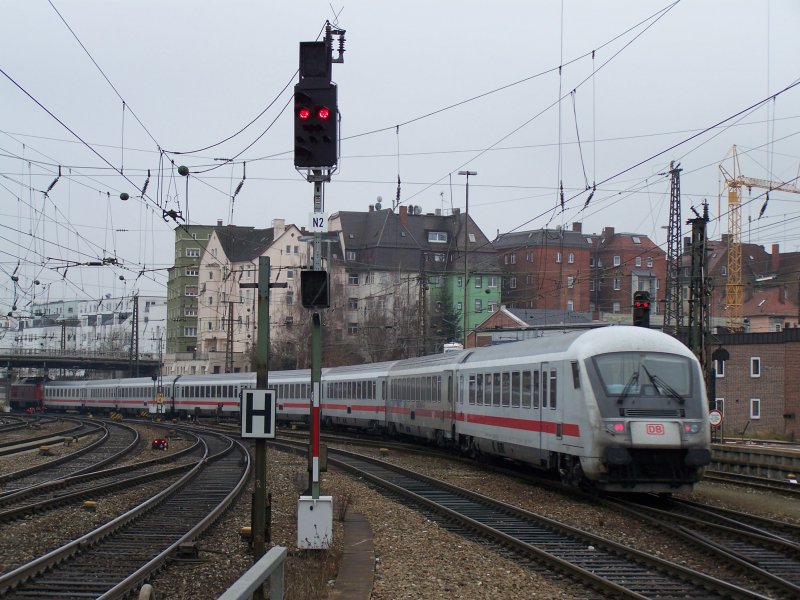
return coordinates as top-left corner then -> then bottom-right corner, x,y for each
642,365 -> 684,404
617,371 -> 639,404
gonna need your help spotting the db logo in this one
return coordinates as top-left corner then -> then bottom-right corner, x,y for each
646,423 -> 665,435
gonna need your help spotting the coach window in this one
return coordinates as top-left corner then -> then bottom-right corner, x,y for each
541,370 -> 548,408
475,374 -> 483,405
750,357 -> 761,378
501,373 -> 511,407
511,372 -> 521,407
571,361 -> 580,388
750,398 -> 761,419
532,371 -> 540,408
493,373 -> 502,406
549,370 -> 558,409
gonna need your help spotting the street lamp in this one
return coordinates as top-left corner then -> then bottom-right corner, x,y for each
458,170 -> 477,347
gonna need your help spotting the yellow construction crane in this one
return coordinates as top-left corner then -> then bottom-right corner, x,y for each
719,145 -> 800,331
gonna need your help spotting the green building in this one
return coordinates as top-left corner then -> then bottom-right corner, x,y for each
166,224 -> 215,354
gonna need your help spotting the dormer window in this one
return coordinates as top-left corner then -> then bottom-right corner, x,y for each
428,231 -> 448,243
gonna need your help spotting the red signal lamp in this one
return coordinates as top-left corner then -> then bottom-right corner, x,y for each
317,106 -> 330,120
297,107 -> 311,120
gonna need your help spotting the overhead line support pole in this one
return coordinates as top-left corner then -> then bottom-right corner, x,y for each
253,256 -> 271,559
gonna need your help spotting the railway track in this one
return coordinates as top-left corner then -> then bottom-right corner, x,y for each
0,431 -> 203,523
0,417 -> 91,456
703,470 -> 800,497
271,440 -> 770,599
0,420 -> 139,495
0,428 -> 250,599
604,494 -> 800,598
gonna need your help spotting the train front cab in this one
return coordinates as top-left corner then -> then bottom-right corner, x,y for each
580,348 -> 711,492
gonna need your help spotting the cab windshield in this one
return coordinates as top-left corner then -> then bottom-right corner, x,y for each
592,352 -> 692,399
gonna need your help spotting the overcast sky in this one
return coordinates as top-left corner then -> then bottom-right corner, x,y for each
1,1 -> 798,313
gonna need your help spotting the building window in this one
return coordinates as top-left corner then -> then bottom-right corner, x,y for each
612,301 -> 621,313
347,322 -> 358,336
714,359 -> 725,378
750,357 -> 761,378
635,257 -> 641,267
567,276 -> 574,288
348,273 -> 360,286
428,231 -> 448,243
186,248 -> 200,258
208,296 -> 213,305
567,300 -> 574,312
456,302 -> 462,310
750,398 -> 761,419
185,285 -> 198,297
555,252 -> 561,263
457,276 -> 463,287
647,257 -> 653,268
433,253 -> 445,262
589,280 -> 595,291
208,271 -> 214,280
207,321 -> 213,331
613,277 -> 622,290
183,327 -> 197,337
509,276 -> 517,289
184,308 -> 197,317
632,236 -> 641,244
474,276 -> 482,288
721,266 -> 727,276
487,276 -> 498,288
715,398 -> 724,414
613,255 -> 621,266
348,297 -> 358,311
589,257 -> 595,267
185,268 -> 198,277
488,302 -> 498,313
286,268 -> 294,279
346,250 -> 356,260
568,253 -> 574,264
474,299 -> 483,312
510,253 -> 517,264
286,291 -> 294,306
468,233 -> 476,243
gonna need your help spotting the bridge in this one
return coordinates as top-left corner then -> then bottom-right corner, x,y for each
0,347 -> 160,377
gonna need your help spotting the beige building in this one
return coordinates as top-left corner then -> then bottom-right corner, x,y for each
166,219 -> 306,375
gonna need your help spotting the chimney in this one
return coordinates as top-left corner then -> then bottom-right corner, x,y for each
271,218 -> 285,235
217,219 -> 223,227
572,222 -> 582,233
399,205 -> 408,226
368,205 -> 374,212
721,233 -> 730,244
601,226 -> 615,240
772,243 -> 780,272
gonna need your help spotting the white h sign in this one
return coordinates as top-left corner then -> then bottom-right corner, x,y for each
241,390 -> 276,438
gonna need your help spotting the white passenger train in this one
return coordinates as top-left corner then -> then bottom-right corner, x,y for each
41,326 -> 711,493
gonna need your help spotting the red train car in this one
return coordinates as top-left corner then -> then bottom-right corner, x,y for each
8,377 -> 46,411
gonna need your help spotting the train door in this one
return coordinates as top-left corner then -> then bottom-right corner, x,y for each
537,363 -> 548,452
441,371 -> 455,443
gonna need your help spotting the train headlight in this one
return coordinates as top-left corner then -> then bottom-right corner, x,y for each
683,422 -> 702,434
605,421 -> 626,434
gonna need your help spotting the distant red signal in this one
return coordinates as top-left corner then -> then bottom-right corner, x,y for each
298,107 -> 311,120
317,106 -> 330,120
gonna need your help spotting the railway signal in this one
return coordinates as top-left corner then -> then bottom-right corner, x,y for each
633,291 -> 651,328
294,84 -> 337,168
